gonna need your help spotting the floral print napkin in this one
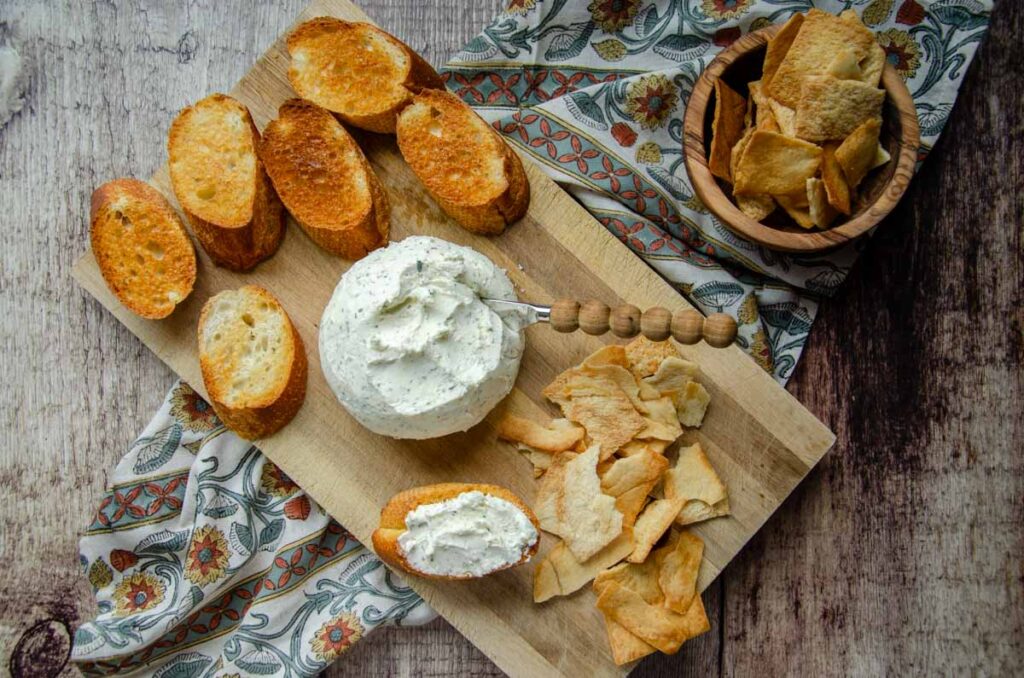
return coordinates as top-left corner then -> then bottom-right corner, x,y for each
443,0 -> 991,382
72,382 -> 435,676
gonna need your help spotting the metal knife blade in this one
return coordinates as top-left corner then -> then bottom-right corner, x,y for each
482,298 -> 551,327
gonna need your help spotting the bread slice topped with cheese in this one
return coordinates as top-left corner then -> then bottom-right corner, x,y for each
90,178 -> 197,319
168,94 -> 284,271
287,18 -> 444,133
259,99 -> 390,260
372,483 -> 540,580
396,89 -> 530,235
198,285 -> 307,440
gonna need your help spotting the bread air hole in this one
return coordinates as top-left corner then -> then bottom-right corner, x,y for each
427,120 -> 443,138
196,184 -> 216,200
146,242 -> 165,260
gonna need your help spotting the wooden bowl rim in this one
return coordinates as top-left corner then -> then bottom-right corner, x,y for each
682,24 -> 921,253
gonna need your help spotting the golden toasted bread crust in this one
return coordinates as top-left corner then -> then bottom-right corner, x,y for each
372,483 -> 540,581
259,99 -> 389,260
197,285 -> 308,440
168,94 -> 284,271
90,178 -> 197,319
287,18 -> 444,133
396,89 -> 530,234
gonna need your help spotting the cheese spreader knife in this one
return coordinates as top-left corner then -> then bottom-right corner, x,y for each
483,298 -> 737,348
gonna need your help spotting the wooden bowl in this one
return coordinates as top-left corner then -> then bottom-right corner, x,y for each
682,24 -> 920,253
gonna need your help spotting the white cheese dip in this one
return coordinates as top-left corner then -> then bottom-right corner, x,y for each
398,491 -> 538,577
319,236 -> 525,439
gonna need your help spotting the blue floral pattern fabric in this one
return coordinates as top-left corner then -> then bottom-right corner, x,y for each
72,382 -> 435,677
444,0 -> 991,382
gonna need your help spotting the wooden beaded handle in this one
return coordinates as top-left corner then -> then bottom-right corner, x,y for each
550,299 -> 737,348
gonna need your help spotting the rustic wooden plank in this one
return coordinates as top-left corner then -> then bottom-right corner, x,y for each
1,2 -> 1021,678
718,4 -> 1024,677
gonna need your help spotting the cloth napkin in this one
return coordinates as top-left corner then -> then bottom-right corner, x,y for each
72,1 -> 992,675
444,0 -> 992,383
71,382 -> 435,676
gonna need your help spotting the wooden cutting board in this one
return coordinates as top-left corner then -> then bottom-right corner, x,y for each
71,0 -> 835,674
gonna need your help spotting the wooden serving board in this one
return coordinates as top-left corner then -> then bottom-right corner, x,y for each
72,0 -> 835,675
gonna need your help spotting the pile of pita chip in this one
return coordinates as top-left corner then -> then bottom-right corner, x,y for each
498,336 -> 730,665
710,9 -> 892,230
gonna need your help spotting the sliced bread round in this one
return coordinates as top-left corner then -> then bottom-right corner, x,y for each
90,178 -> 197,319
168,93 -> 284,271
396,89 -> 530,235
286,18 -> 444,133
198,285 -> 307,440
259,99 -> 389,260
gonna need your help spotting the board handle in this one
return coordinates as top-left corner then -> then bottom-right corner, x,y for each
549,299 -> 737,348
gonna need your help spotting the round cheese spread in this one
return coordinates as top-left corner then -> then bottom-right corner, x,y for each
397,491 -> 538,577
319,236 -> 525,439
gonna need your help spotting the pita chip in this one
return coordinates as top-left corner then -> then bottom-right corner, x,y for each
761,12 -> 805,88
557,445 -> 624,561
664,443 -> 730,525
767,8 -> 876,107
533,529 -> 634,602
807,177 -> 839,228
835,117 -> 883,187
820,142 -> 852,214
709,79 -> 749,181
498,415 -> 585,452
628,498 -> 686,563
794,75 -> 884,141
624,335 -> 681,378
733,131 -> 822,196
655,530 -> 705,614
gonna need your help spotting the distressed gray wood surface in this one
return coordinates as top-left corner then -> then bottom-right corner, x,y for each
0,1 -> 1020,676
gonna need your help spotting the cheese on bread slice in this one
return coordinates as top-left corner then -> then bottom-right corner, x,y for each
89,178 -> 196,319
287,18 -> 444,133
396,89 -> 530,235
372,483 -> 539,580
168,93 -> 284,271
198,285 -> 307,440
259,99 -> 389,260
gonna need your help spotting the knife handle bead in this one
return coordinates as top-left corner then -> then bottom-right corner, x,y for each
610,304 -> 642,338
550,299 -> 580,333
579,300 -> 610,335
703,313 -> 738,348
641,307 -> 672,341
671,309 -> 704,345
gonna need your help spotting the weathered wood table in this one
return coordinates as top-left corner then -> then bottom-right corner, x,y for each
1,1 -> 1020,676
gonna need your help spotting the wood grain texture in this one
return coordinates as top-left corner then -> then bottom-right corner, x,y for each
0,2 -> 1021,678
682,24 -> 920,253
69,1 -> 833,674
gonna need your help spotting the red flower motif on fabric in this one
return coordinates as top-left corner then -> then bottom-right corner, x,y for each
499,110 -> 540,144
557,135 -> 600,172
449,72 -> 486,103
896,0 -> 925,25
610,122 -> 638,147
310,613 -> 364,662
144,477 -> 184,516
486,72 -> 521,104
528,118 -> 571,159
266,547 -> 307,590
522,69 -> 550,102
591,155 -> 632,192
284,495 -> 312,521
184,525 -> 230,586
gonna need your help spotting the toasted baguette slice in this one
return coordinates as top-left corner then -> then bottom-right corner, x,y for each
198,285 -> 307,440
396,89 -> 530,234
168,94 -> 284,271
372,483 -> 540,581
90,178 -> 196,319
259,99 -> 389,260
287,18 -> 444,133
